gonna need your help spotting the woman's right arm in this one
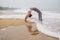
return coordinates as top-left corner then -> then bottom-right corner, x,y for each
25,11 -> 31,22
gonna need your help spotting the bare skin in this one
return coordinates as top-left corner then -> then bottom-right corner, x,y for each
26,23 -> 39,35
25,11 -> 32,22
25,10 -> 39,35
0,18 -> 39,35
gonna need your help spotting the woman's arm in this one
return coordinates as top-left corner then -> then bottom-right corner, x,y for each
25,11 -> 31,22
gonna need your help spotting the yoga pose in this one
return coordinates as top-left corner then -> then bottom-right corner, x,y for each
25,7 -> 42,35
25,7 -> 42,22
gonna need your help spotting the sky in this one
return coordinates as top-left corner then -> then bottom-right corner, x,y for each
0,0 -> 60,11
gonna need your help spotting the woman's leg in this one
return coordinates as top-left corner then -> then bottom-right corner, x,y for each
26,24 -> 32,32
26,22 -> 39,35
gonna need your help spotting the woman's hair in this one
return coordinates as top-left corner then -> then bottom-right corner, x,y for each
28,10 -> 32,17
29,14 -> 32,17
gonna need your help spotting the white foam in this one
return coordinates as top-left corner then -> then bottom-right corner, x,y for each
1,28 -> 7,30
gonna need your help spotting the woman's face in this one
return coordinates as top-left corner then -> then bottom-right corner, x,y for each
29,14 -> 32,17
28,11 -> 32,17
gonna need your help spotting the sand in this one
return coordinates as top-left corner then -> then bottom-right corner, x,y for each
0,18 -> 33,29
0,18 -> 58,40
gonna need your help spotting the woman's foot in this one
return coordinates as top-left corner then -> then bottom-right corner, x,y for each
31,30 -> 39,35
33,29 -> 39,32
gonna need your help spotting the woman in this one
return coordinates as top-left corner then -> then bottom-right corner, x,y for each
25,7 -> 42,35
25,7 -> 42,22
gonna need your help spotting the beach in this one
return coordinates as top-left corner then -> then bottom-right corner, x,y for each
0,18 -> 58,40
0,18 -> 34,28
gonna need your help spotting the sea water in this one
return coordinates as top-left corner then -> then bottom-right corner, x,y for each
0,10 -> 60,35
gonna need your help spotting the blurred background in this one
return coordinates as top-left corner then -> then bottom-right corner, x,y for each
0,0 -> 60,12
0,0 -> 59,40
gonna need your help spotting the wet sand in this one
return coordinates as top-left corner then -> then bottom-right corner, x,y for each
0,18 -> 33,29
0,18 -> 58,40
